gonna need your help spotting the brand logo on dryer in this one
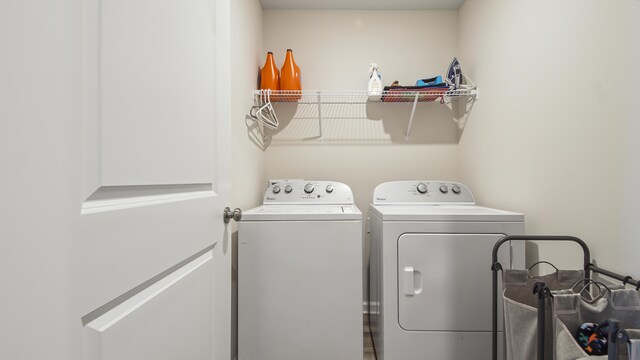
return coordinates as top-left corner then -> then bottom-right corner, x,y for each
266,197 -> 276,201
376,197 -> 387,201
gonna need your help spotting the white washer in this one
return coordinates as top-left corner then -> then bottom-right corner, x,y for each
239,181 -> 363,360
368,181 -> 525,360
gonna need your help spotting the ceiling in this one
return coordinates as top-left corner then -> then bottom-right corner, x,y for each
260,0 -> 466,10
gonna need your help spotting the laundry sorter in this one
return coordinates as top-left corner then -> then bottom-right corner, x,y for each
492,235 -> 640,360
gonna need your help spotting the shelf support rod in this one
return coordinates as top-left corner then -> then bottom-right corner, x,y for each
405,93 -> 420,140
317,91 -> 323,138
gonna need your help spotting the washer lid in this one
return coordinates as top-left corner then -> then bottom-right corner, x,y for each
242,204 -> 362,221
369,204 -> 523,222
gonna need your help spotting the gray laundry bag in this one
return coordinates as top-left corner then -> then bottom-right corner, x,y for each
502,269 -> 585,360
552,287 -> 640,360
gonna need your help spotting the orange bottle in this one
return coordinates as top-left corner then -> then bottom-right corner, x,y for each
260,52 -> 280,91
280,49 -> 301,100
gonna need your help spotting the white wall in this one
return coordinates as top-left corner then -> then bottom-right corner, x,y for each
230,0 -> 264,358
231,0 -> 266,212
262,9 -> 461,213
458,0 -> 640,277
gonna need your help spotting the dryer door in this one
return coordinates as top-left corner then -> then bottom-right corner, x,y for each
397,233 -> 511,331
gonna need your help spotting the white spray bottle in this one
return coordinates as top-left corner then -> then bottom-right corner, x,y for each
368,63 -> 383,101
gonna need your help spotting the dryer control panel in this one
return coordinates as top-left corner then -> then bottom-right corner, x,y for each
373,181 -> 475,205
264,181 -> 355,205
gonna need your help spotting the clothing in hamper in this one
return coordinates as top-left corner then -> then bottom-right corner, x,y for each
553,288 -> 640,360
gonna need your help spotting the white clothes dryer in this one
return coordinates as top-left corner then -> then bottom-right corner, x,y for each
368,181 -> 525,360
239,181 -> 363,360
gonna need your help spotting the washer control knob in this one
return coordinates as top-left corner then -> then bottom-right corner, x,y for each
416,183 -> 428,194
304,183 -> 314,194
451,185 -> 461,194
325,184 -> 334,193
284,185 -> 293,193
272,185 -> 281,194
439,185 -> 449,194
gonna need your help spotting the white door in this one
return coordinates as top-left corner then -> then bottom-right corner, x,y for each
0,0 -> 232,359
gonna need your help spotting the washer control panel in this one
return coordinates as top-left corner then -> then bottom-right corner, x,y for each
264,181 -> 355,205
373,181 -> 475,205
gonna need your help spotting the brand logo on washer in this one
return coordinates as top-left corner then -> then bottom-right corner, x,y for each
266,197 -> 276,201
376,197 -> 387,201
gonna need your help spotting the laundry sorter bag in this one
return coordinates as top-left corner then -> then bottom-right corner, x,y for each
553,287 -> 640,360
502,269 -> 585,360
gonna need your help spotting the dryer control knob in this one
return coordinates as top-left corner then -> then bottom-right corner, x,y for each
272,185 -> 281,194
452,185 -> 461,194
284,185 -> 293,193
439,185 -> 449,194
416,183 -> 428,194
304,183 -> 315,194
325,184 -> 334,193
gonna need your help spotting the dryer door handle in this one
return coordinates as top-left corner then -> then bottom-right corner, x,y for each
403,267 -> 423,296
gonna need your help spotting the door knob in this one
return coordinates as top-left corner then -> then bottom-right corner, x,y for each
223,207 -> 242,223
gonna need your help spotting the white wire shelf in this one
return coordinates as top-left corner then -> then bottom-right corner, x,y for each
251,88 -> 478,140
253,89 -> 478,104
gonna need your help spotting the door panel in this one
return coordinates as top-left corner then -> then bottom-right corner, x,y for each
78,199 -> 217,316
398,233 -> 510,331
99,0 -> 216,186
85,252 -> 214,360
